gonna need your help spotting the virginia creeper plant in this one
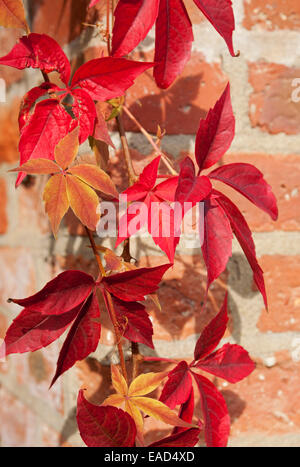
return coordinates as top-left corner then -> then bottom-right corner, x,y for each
0,0 -> 278,447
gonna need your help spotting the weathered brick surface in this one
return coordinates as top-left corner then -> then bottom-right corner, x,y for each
124,51 -> 228,135
206,153 -> 300,232
243,0 -> 300,31
257,256 -> 300,332
249,62 -> 300,135
0,99 -> 22,163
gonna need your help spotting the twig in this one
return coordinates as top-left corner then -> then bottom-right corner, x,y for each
122,105 -> 178,176
116,113 -> 138,185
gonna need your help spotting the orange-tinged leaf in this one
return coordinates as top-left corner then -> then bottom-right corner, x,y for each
66,174 -> 100,231
0,0 -> 29,31
101,394 -> 125,407
133,397 -> 195,428
69,164 -> 119,198
126,400 -> 144,445
10,158 -> 59,174
111,365 -> 128,396
43,174 -> 69,237
128,371 -> 168,397
55,126 -> 80,170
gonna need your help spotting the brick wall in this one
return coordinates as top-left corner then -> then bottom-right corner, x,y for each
0,0 -> 300,447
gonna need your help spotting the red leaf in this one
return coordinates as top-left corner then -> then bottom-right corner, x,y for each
0,33 -> 71,84
148,427 -> 200,447
172,386 -> 195,435
18,83 -> 57,132
160,361 -> 192,409
71,88 -> 97,143
196,343 -> 256,383
192,372 -> 230,447
215,191 -> 268,308
139,155 -> 161,190
175,156 -> 212,204
209,162 -> 278,221
112,297 -> 154,349
50,292 -> 101,386
17,99 -> 73,186
201,196 -> 233,287
193,0 -> 236,57
0,307 -> 78,358
102,263 -> 171,302
9,270 -> 95,315
194,293 -> 228,361
154,0 -> 193,89
77,390 -> 136,447
195,83 -> 235,172
116,158 -> 180,260
71,57 -> 154,101
112,0 -> 160,57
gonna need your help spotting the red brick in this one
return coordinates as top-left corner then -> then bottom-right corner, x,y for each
248,62 -> 300,135
123,51 -> 228,135
17,176 -> 51,234
137,255 -> 229,341
0,178 -> 7,234
0,29 -> 24,86
0,247 -> 36,309
14,342 -> 64,414
203,153 -> 300,232
0,99 -> 22,163
224,356 -> 300,436
0,387 -> 38,446
257,256 -> 300,332
243,0 -> 300,31
29,0 -> 106,48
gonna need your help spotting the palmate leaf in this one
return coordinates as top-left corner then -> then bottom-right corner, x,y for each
3,263 -> 171,384
0,33 -> 71,84
102,365 -> 194,444
159,294 -> 255,447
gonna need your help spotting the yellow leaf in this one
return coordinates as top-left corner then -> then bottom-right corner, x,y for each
69,164 -> 119,198
128,371 -> 168,397
111,365 -> 128,396
133,397 -> 195,428
0,0 -> 29,32
10,158 -> 59,174
55,126 -> 79,170
66,174 -> 100,231
101,394 -> 124,407
125,400 -> 144,445
43,174 -> 69,237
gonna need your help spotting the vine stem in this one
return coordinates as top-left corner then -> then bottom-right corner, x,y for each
116,113 -> 138,185
85,226 -> 128,383
122,105 -> 178,176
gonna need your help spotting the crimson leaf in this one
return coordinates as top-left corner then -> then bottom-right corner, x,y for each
77,390 -> 137,447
